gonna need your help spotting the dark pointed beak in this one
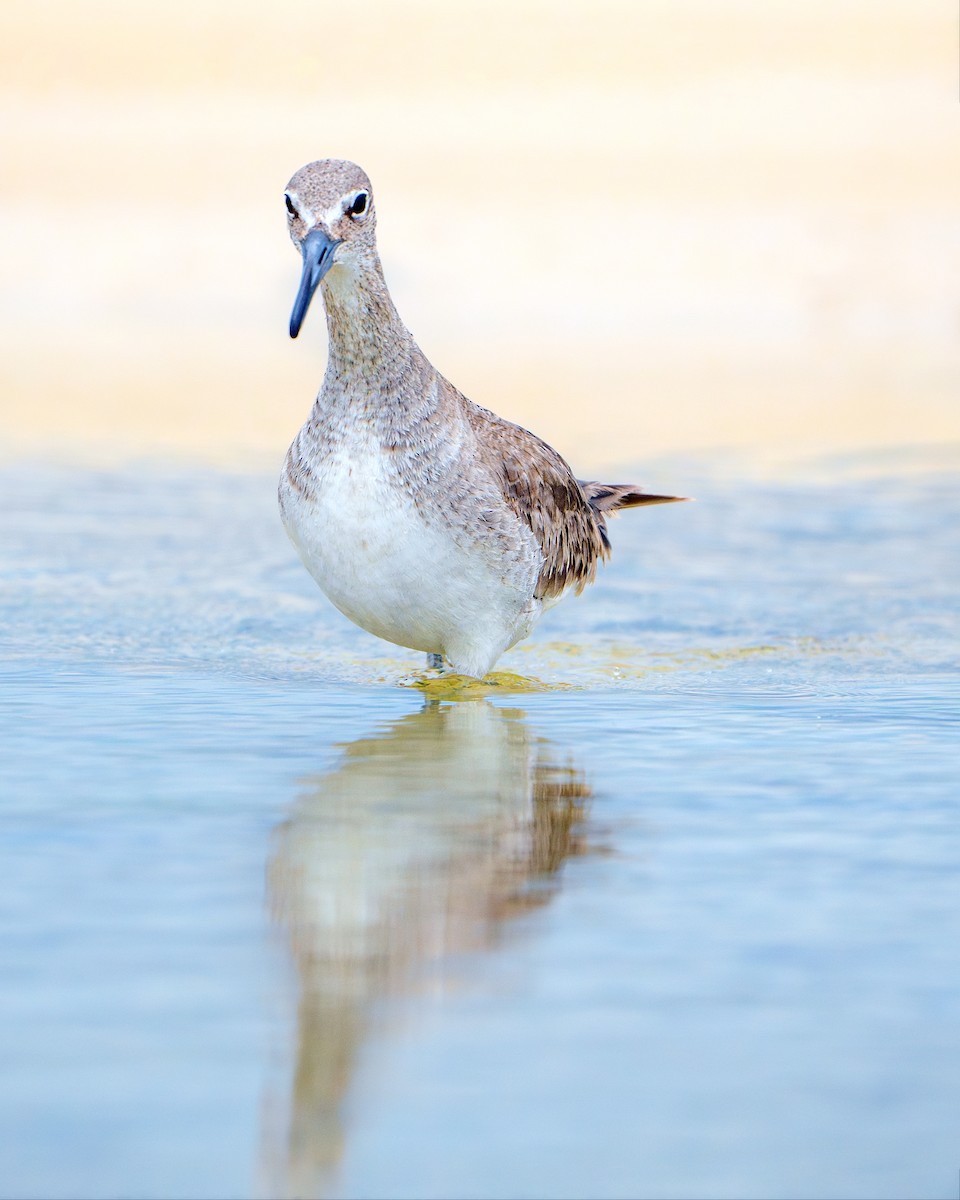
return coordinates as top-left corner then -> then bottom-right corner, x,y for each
289,228 -> 340,338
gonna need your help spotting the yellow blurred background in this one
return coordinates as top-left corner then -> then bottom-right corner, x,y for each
1,0 -> 956,471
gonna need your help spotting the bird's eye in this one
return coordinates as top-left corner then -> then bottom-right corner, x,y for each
348,191 -> 369,218
284,194 -> 297,217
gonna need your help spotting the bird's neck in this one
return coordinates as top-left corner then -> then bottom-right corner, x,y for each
307,255 -> 447,445
319,257 -> 418,394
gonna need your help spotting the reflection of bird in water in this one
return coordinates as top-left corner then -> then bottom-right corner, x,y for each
278,158 -> 685,678
263,700 -> 592,1199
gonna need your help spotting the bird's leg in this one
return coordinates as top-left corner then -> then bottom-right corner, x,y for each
426,652 -> 444,671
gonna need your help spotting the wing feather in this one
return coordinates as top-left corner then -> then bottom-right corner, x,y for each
466,405 -> 607,599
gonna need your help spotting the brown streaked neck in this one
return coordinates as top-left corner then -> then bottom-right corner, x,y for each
320,254 -> 416,381
311,253 -> 445,441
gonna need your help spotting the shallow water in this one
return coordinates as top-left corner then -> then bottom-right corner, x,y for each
2,455 -> 959,1199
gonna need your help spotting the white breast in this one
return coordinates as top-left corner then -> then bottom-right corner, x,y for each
279,432 -> 542,676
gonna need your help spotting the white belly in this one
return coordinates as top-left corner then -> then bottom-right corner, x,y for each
279,441 -> 542,675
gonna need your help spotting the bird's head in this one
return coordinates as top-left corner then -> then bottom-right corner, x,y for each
283,159 -> 377,338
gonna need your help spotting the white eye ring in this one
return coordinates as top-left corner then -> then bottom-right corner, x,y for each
346,190 -> 369,220
284,193 -> 298,218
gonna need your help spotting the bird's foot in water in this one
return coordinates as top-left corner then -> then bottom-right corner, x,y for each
396,651 -> 448,688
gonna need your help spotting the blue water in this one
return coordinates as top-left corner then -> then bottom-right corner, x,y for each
1,455 -> 958,1198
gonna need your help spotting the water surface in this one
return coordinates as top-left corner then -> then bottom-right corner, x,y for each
1,456 -> 958,1198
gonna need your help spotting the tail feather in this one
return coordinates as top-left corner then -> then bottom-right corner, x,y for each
579,481 -> 690,513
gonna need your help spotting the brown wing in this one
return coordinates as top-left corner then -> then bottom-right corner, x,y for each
465,404 -> 608,600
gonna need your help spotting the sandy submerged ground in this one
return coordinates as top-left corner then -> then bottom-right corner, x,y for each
0,0 -> 957,471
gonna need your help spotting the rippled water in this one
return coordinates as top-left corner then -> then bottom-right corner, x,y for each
2,455 -> 958,1199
